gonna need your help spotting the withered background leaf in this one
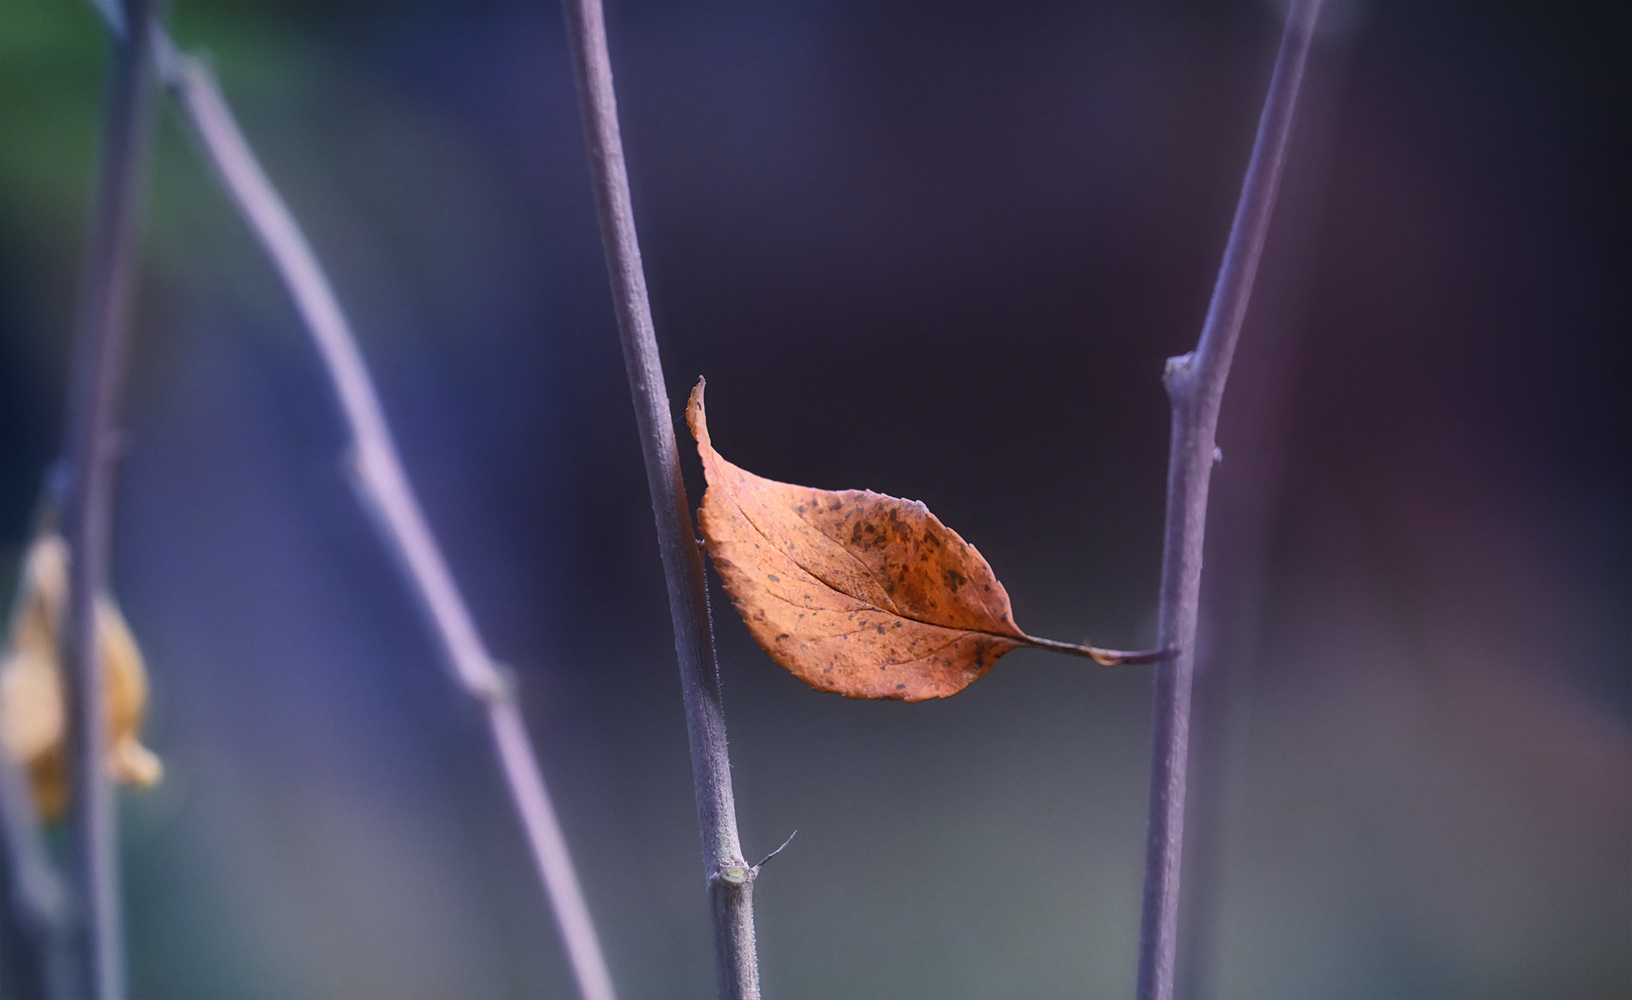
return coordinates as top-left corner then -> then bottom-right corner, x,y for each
0,533 -> 162,822
689,379 -> 1157,702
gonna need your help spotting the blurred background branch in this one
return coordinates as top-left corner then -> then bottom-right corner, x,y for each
0,634 -> 71,998
58,0 -> 158,994
59,5 -> 619,999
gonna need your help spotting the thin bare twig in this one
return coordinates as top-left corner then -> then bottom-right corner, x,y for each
1135,5 -> 1321,1000
0,741 -> 65,938
0,480 -> 76,999
71,8 -> 618,996
558,1 -> 758,997
58,0 -> 158,995
0,694 -> 71,998
165,53 -> 616,1000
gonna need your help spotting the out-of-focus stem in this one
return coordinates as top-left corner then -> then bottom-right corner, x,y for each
71,8 -> 618,996
59,1 -> 157,995
0,709 -> 71,997
1135,5 -> 1321,1000
559,1 -> 758,997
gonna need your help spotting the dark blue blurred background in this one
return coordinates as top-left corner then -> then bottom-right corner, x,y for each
1,2 -> 1627,997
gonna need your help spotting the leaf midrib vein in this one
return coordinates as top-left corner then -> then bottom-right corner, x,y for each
720,479 -> 1027,649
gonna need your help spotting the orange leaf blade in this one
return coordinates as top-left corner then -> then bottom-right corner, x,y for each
689,379 -> 1026,701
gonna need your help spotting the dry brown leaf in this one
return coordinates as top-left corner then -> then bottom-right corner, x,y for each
689,379 -> 1164,702
0,533 -> 162,822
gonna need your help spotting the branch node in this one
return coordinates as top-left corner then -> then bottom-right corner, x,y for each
473,661 -> 518,706
712,862 -> 752,887
1162,352 -> 1196,395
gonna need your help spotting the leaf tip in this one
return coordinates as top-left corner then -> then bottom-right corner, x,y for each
686,377 -> 708,448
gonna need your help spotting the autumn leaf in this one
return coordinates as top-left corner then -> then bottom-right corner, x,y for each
0,533 -> 162,822
689,379 -> 1167,702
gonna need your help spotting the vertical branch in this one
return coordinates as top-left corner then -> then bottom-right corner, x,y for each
0,721 -> 71,998
59,0 -> 157,995
0,480 -> 75,999
559,1 -> 758,998
129,30 -> 616,1000
1135,5 -> 1321,1000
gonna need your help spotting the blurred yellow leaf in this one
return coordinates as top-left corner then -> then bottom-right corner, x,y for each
1,533 -> 161,823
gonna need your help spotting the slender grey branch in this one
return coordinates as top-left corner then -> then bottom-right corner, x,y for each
165,59 -> 509,705
0,484 -> 75,998
58,1 -> 157,995
0,710 -> 72,998
71,8 -> 618,996
0,740 -> 66,941
1135,5 -> 1321,1000
164,52 -> 615,1000
559,2 -> 758,998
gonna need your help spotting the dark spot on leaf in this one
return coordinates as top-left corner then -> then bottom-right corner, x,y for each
767,573 -> 780,583
943,569 -> 966,593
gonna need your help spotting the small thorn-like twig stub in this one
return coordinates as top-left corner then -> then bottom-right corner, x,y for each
751,830 -> 797,875
713,829 -> 799,888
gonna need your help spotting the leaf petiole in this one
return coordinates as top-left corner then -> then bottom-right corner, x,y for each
1018,634 -> 1178,666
